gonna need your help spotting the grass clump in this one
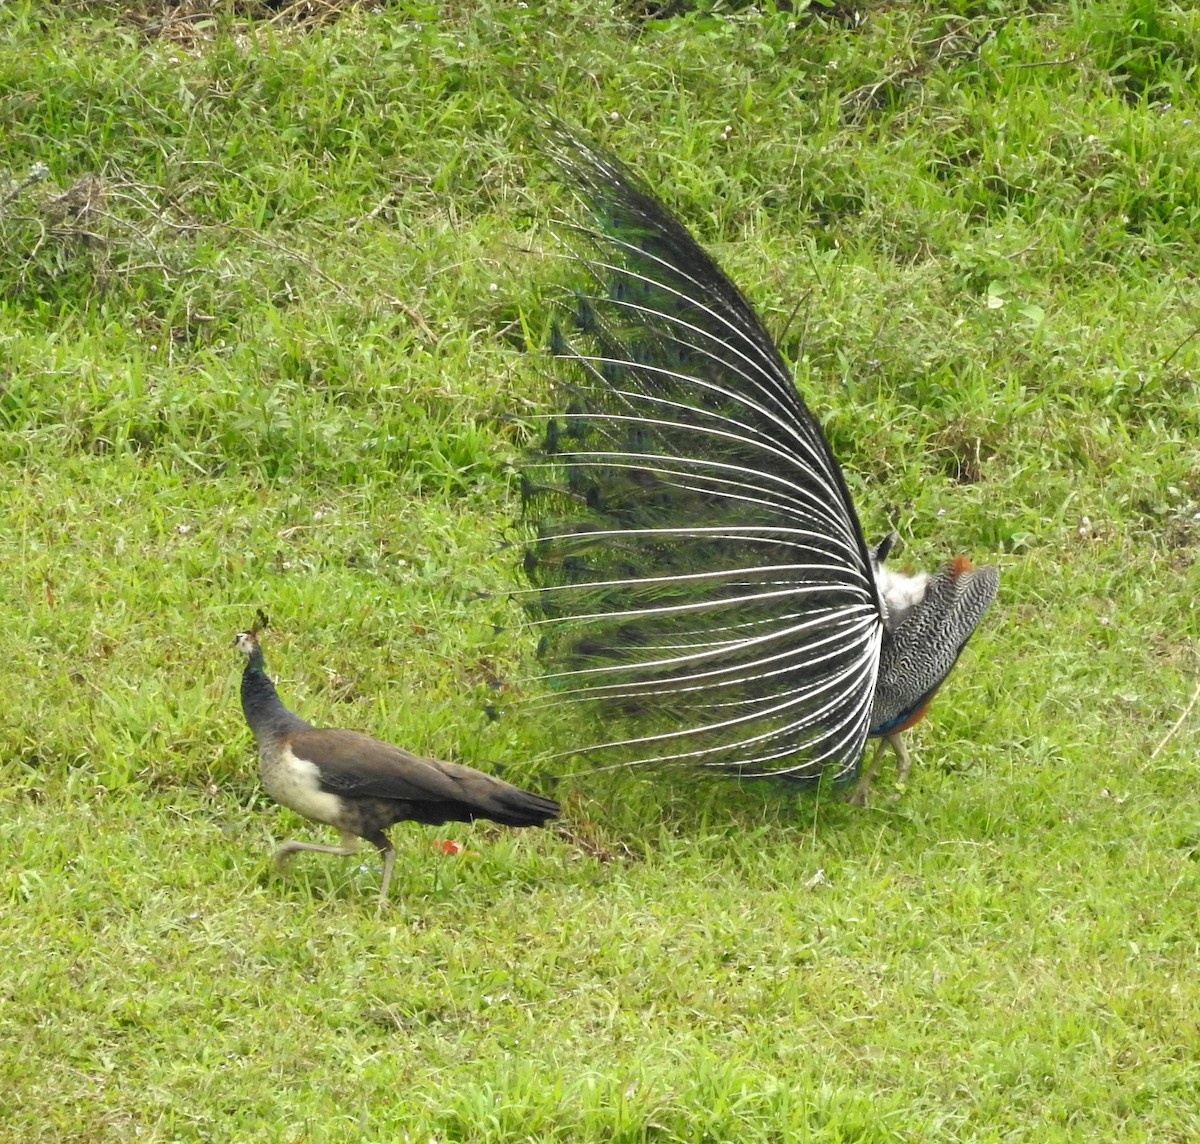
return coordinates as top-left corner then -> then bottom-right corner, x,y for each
1,0 -> 1199,1140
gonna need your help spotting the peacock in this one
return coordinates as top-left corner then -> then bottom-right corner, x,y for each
520,134 -> 998,804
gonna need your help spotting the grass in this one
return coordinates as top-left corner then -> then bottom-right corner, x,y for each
2,0 -> 1199,1139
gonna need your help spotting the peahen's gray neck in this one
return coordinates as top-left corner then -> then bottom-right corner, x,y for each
241,651 -> 312,743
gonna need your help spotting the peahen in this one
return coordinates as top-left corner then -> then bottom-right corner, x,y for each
235,615 -> 559,901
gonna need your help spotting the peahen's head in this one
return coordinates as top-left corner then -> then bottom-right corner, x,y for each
232,630 -> 261,658
233,610 -> 270,668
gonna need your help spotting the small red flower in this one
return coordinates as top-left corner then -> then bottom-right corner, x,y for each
435,839 -> 464,855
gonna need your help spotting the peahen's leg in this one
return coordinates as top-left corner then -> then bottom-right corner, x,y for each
359,828 -> 398,906
273,830 -> 359,870
377,846 -> 397,906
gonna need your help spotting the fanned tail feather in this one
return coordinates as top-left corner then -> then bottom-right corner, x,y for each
522,134 -> 884,781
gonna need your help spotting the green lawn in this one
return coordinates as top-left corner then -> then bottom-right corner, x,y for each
2,1 -> 1199,1139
